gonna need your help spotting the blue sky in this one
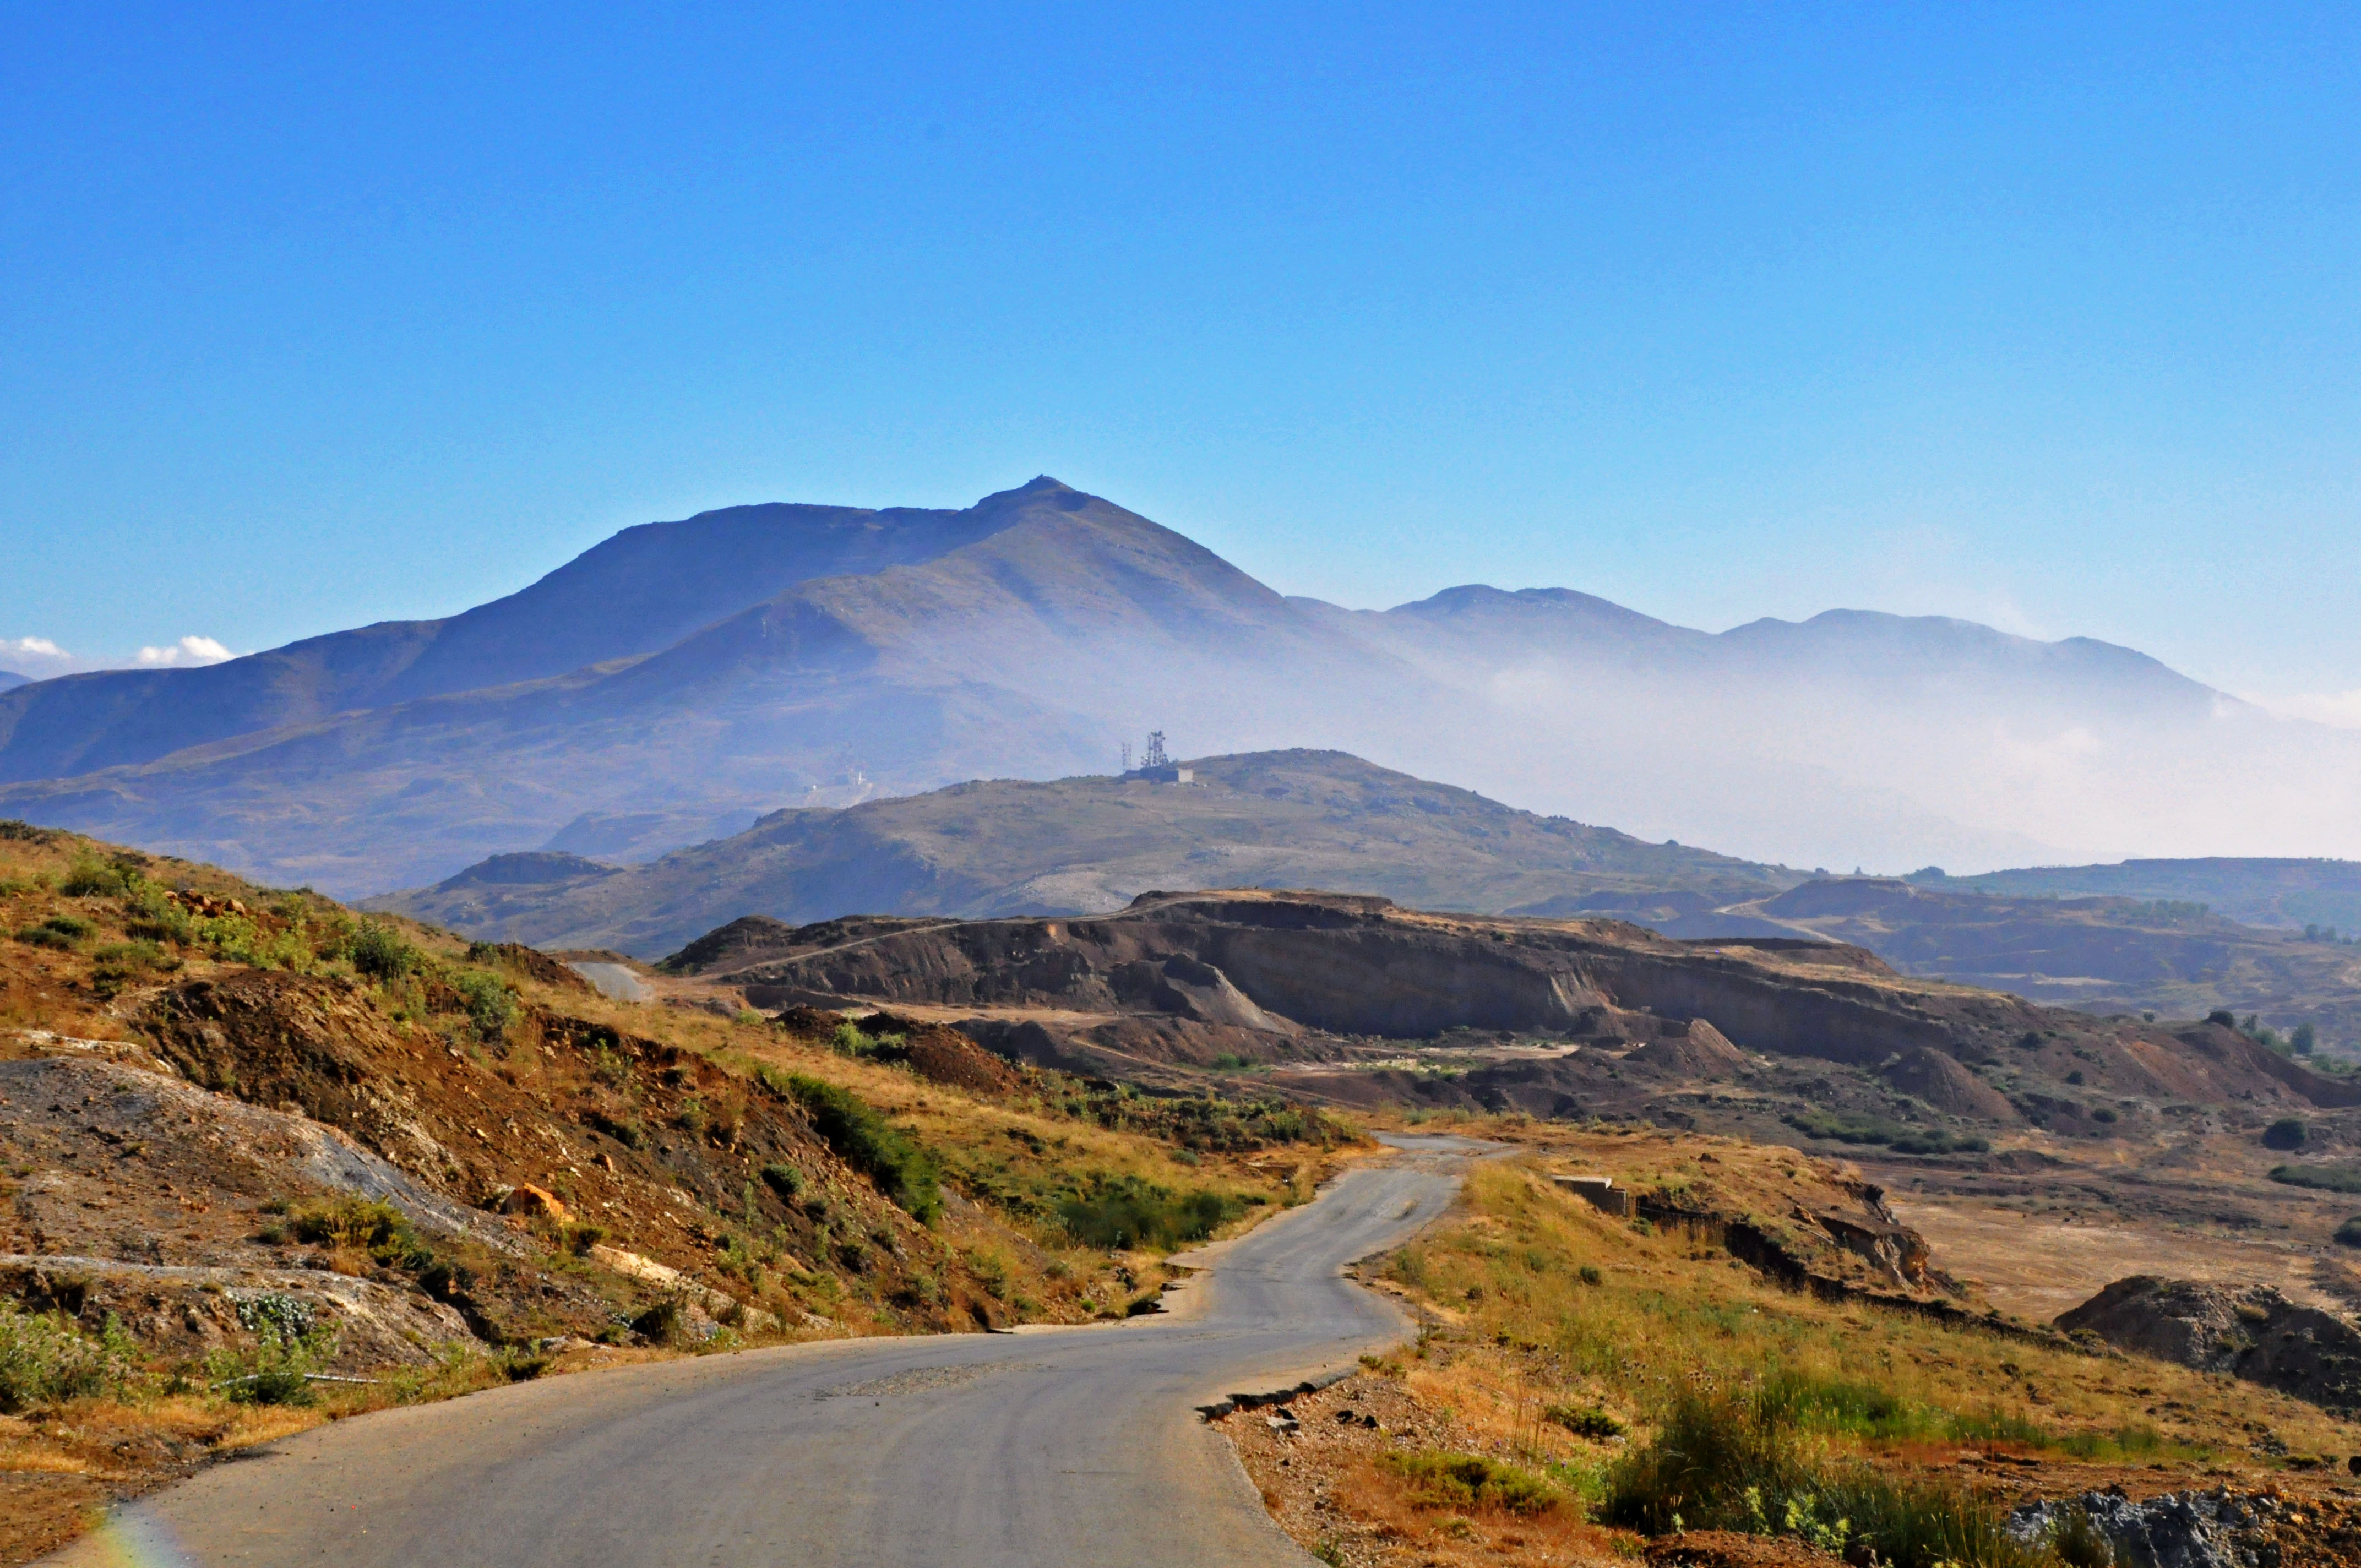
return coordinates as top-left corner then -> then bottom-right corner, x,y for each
4,3 -> 2357,711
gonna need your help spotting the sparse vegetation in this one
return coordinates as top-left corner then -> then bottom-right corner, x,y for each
772,1071 -> 944,1225
1784,1109 -> 1988,1156
0,1302 -> 140,1412
2268,1163 -> 2361,1194
1057,1173 -> 1245,1250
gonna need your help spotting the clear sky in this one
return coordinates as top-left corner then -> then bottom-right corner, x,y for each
4,4 -> 2357,714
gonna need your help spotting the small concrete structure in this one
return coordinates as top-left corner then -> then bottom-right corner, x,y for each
1131,765 -> 1194,783
1552,1174 -> 1630,1216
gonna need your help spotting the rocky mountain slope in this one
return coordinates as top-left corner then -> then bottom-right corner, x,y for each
663,889 -> 2361,1158
366,750 -> 1796,957
9,478 -> 2361,896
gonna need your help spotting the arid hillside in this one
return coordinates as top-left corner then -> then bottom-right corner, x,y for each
0,823 -> 1351,1561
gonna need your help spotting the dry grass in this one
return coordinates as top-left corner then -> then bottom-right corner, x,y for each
1230,1130 -> 2361,1567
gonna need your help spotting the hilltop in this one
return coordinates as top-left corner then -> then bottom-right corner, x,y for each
366,750 -> 1793,957
9,480 -> 2361,894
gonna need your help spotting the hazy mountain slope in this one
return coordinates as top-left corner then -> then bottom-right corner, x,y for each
1908,859 -> 2361,933
0,497 -> 1016,784
0,670 -> 28,693
1646,875 -> 2361,1049
363,749 -> 1796,956
1299,587 -> 2361,873
10,478 -> 2361,895
0,481 -> 1439,893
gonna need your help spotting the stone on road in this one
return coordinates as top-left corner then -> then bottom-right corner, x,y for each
55,1134 -> 1492,1568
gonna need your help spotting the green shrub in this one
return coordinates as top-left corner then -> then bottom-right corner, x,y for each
15,924 -> 78,950
1784,1111 -> 1986,1155
760,1162 -> 804,1198
2336,1217 -> 2361,1248
774,1072 -> 942,1224
1381,1450 -> 1560,1516
1057,1173 -> 1243,1250
59,856 -> 131,897
447,967 -> 518,1041
2262,1118 -> 2308,1151
2269,1163 -> 2361,1194
0,1303 -> 140,1411
209,1323 -> 333,1406
1606,1388 -> 2052,1567
1543,1402 -> 1626,1439
350,922 -> 419,981
286,1197 -> 425,1267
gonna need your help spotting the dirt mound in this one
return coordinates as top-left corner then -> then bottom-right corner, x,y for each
1881,1044 -> 2020,1121
1623,1018 -> 1749,1077
661,914 -> 798,975
893,1026 -> 1027,1095
2058,1275 -> 2361,1413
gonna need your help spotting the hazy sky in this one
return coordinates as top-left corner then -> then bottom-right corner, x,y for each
6,4 -> 2357,712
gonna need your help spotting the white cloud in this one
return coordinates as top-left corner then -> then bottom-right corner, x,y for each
2251,689 -> 2361,730
134,635 -> 235,668
2,636 -> 69,667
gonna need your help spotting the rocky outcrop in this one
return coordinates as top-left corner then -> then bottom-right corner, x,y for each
2058,1276 -> 2361,1413
718,890 -> 2047,1064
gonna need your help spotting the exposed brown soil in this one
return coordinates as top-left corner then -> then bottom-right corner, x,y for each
1218,1371 -> 1631,1567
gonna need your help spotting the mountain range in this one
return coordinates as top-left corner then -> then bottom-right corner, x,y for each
7,476 -> 2361,894
0,670 -> 29,693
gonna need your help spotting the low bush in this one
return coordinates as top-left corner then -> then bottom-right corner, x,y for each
350,921 -> 420,981
1783,1111 -> 1987,1156
59,855 -> 132,897
446,967 -> 518,1042
2336,1217 -> 2361,1248
286,1196 -> 426,1267
1606,1389 -> 2052,1568
1543,1402 -> 1625,1439
773,1071 -> 943,1224
1057,1173 -> 1244,1250
2263,1118 -> 2309,1151
1381,1450 -> 1561,1516
760,1162 -> 804,1198
2268,1163 -> 2361,1194
209,1319 -> 335,1406
0,1303 -> 140,1412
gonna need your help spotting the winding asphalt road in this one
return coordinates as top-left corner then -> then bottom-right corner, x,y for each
59,1135 -> 1490,1568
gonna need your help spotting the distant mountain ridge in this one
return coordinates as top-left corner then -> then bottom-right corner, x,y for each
0,670 -> 28,694
6,476 -> 2359,893
364,749 -> 1793,958
0,496 -> 1026,785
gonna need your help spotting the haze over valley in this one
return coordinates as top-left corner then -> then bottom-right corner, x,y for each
6,478 -> 2359,900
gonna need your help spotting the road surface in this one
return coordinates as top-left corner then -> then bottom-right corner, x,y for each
60,1135 -> 1491,1568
